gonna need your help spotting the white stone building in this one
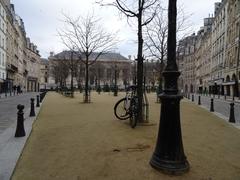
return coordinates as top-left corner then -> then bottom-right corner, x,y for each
0,0 -> 7,92
210,0 -> 228,95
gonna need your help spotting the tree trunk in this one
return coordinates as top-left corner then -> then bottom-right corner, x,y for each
85,59 -> 89,103
137,2 -> 144,123
70,52 -> 74,97
71,70 -> 74,97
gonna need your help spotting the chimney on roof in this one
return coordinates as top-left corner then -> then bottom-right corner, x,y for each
50,51 -> 54,57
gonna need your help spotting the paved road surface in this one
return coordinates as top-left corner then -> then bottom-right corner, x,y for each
0,92 -> 39,134
189,94 -> 240,124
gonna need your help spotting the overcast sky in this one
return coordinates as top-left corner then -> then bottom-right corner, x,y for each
11,0 -> 218,58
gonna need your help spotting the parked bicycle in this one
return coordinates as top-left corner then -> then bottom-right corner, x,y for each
114,85 -> 138,128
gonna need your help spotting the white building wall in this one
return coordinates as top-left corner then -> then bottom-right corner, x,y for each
0,2 -> 7,81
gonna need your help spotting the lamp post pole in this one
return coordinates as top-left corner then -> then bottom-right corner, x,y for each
150,0 -> 189,174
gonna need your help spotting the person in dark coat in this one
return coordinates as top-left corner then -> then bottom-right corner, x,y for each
13,85 -> 16,95
17,85 -> 20,95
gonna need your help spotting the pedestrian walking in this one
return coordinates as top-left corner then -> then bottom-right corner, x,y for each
17,85 -> 20,95
13,85 -> 16,95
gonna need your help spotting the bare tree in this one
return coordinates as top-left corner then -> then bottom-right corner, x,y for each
74,62 -> 84,92
144,5 -> 192,93
98,0 -> 160,122
62,51 -> 82,97
50,59 -> 69,88
58,13 -> 117,103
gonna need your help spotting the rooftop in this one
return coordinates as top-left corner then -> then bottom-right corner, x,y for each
49,51 -> 129,62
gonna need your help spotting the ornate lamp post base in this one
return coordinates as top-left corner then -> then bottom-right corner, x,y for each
150,0 -> 189,174
150,152 -> 189,175
150,71 -> 189,174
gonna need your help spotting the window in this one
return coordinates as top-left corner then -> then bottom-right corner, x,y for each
2,53 -> 4,66
2,54 -> 4,66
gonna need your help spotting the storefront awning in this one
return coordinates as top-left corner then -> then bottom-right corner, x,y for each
208,78 -> 224,86
222,81 -> 235,85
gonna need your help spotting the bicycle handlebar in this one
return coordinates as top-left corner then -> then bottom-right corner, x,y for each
126,85 -> 137,91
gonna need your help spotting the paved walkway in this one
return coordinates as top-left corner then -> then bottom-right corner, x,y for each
0,92 -> 40,134
0,92 -> 44,180
9,92 -> 240,180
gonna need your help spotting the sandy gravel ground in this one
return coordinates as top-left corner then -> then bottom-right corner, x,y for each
12,92 -> 240,180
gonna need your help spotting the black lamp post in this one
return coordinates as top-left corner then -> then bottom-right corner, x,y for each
150,0 -> 189,174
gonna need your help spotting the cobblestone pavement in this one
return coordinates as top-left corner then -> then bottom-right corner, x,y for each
188,94 -> 240,124
0,92 -> 40,134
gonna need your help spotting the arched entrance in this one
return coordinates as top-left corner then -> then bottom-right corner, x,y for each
199,79 -> 203,94
185,84 -> 188,93
221,78 -> 224,95
232,74 -> 239,97
190,84 -> 193,93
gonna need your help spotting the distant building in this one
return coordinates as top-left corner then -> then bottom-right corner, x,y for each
39,58 -> 49,90
25,38 -> 41,92
210,0 -> 228,95
195,16 -> 214,93
178,33 -> 198,93
47,51 -> 132,90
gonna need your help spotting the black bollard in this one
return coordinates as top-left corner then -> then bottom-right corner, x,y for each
192,94 -> 194,102
40,93 -> 42,103
29,98 -> 36,117
15,105 -> 25,137
36,95 -> 40,107
198,96 -> 201,105
210,98 -> 214,112
229,103 -> 235,123
224,95 -> 226,100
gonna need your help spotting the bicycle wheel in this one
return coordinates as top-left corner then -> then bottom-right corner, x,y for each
114,98 -> 131,120
129,98 -> 137,128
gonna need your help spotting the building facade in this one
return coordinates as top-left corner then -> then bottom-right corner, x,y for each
39,58 -> 49,90
210,0 -> 228,95
26,38 -> 41,92
178,34 -> 198,93
0,0 -> 7,93
179,0 -> 240,98
195,32 -> 212,94
0,1 -> 42,93
224,0 -> 240,96
47,51 -> 132,90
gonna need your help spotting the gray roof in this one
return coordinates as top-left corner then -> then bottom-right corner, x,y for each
40,58 -> 49,64
49,51 -> 129,61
